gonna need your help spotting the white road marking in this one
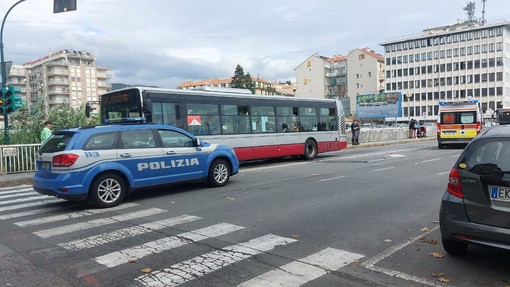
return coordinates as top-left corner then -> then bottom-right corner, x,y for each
367,158 -> 386,163
0,195 -> 52,206
0,188 -> 35,198
59,214 -> 201,251
416,158 -> 442,164
135,234 -> 297,287
318,175 -> 346,182
14,202 -> 138,227
34,208 -> 166,238
387,154 -> 406,158
0,185 -> 32,191
0,206 -> 65,220
361,226 -> 451,287
373,167 -> 395,172
238,248 -> 364,287
95,223 -> 245,269
437,171 -> 450,176
0,198 -> 62,212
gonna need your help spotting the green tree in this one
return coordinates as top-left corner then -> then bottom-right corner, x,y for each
231,64 -> 255,94
2,100 -> 100,144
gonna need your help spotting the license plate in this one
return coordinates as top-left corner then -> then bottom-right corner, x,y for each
490,185 -> 510,202
443,131 -> 456,135
42,161 -> 50,169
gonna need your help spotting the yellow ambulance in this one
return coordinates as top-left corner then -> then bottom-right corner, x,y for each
436,100 -> 483,149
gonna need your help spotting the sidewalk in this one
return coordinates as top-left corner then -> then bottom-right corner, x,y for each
0,137 -> 434,189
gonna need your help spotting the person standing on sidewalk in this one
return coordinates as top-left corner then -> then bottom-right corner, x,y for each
409,119 -> 415,139
351,119 -> 361,145
41,120 -> 53,144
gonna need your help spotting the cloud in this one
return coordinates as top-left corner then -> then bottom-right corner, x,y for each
1,0 -> 508,88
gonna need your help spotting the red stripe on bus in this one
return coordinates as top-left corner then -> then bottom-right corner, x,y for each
233,141 -> 346,161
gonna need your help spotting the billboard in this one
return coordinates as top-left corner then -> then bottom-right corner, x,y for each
356,92 -> 402,119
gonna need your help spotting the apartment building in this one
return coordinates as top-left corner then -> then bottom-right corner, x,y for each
294,54 -> 330,99
295,49 -> 384,118
178,77 -> 294,96
8,49 -> 111,112
381,20 -> 510,122
346,48 -> 385,117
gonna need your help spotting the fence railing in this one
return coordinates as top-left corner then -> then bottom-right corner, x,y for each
0,144 -> 40,174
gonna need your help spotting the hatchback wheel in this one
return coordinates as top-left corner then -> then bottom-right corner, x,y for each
208,159 -> 230,187
442,237 -> 468,255
89,173 -> 126,208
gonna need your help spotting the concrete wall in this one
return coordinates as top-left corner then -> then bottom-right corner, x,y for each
346,126 -> 437,143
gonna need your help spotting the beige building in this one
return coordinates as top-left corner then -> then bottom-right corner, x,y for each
381,20 -> 510,122
346,48 -> 385,117
7,49 -> 110,113
295,49 -> 384,118
294,54 -> 329,99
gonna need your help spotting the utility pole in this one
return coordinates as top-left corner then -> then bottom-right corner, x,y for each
1,0 -> 26,144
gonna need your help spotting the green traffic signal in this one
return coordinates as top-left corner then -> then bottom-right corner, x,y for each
0,86 -> 23,114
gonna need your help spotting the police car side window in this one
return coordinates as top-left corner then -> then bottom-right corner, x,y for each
158,129 -> 194,148
120,129 -> 157,149
84,132 -> 116,150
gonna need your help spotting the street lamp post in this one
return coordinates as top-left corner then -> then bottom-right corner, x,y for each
1,0 -> 27,144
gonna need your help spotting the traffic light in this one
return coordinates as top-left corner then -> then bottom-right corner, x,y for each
0,88 -> 6,114
0,86 -> 23,114
8,86 -> 23,110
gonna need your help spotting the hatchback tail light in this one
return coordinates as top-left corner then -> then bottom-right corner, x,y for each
447,167 -> 464,198
52,154 -> 79,167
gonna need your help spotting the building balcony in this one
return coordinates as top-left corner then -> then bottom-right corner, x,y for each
47,89 -> 70,96
97,82 -> 110,88
47,80 -> 69,86
47,70 -> 69,76
96,73 -> 111,79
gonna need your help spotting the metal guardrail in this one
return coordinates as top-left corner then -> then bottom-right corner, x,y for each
0,144 -> 40,174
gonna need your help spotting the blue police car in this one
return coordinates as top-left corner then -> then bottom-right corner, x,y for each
33,123 -> 239,208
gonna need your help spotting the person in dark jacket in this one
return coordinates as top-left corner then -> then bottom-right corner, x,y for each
351,119 -> 361,145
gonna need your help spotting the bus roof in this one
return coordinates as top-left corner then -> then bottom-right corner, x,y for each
102,86 -> 339,104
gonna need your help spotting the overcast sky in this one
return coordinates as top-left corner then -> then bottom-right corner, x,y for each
1,0 -> 508,88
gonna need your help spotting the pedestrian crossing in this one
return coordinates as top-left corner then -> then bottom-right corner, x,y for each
0,185 -> 365,286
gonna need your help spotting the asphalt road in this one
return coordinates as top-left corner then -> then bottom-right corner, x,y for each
1,141 -> 509,286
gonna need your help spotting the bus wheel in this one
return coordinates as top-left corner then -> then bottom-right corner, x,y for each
89,173 -> 126,208
438,142 -> 444,149
304,139 -> 318,160
208,159 -> 230,187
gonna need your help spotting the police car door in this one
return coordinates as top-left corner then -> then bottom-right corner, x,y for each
117,128 -> 166,188
157,128 -> 208,181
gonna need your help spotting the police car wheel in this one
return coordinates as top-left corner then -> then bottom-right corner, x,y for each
89,173 -> 126,208
208,159 -> 230,187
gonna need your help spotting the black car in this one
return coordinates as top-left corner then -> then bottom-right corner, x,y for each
440,125 -> 510,255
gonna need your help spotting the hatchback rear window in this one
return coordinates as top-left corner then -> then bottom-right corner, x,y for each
464,140 -> 510,173
39,134 -> 74,153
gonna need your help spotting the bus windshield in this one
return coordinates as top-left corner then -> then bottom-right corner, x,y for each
100,89 -> 143,122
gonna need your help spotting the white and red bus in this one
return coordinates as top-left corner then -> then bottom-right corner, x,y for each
96,87 -> 347,161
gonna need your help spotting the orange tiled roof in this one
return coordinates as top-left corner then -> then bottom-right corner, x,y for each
360,48 -> 384,60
